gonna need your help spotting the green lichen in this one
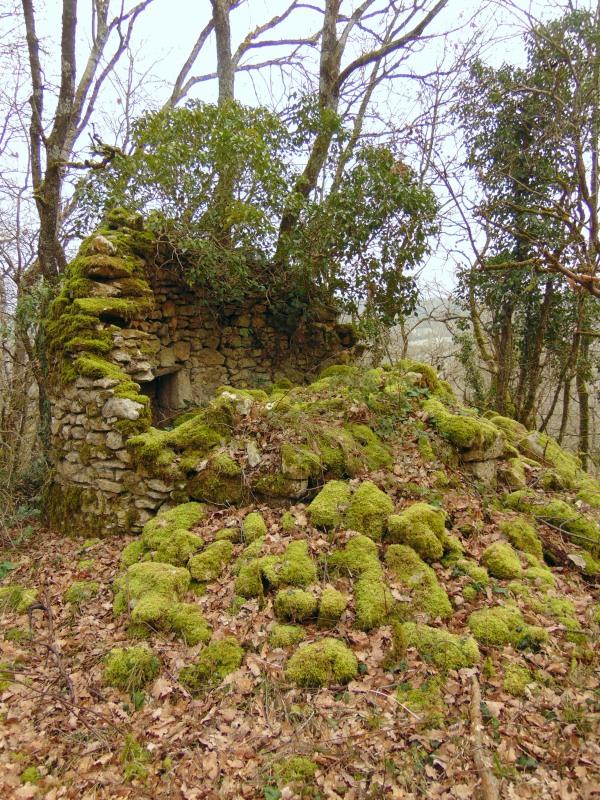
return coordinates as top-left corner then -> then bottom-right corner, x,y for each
345,480 -> 394,540
285,638 -> 358,687
500,518 -> 543,560
482,542 -> 522,579
502,663 -> 532,696
188,540 -> 234,582
386,544 -> 452,620
467,605 -> 548,648
307,480 -> 352,528
318,586 -> 348,627
387,503 -> 448,562
64,580 -> 100,608
242,511 -> 268,543
179,637 -> 244,693
394,622 -> 479,671
274,588 -> 318,622
269,624 -> 306,648
0,585 -> 38,613
273,756 -> 317,786
104,646 -> 160,692
423,398 -> 502,452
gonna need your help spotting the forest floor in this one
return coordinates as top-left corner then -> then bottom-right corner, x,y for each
1,491 -> 599,799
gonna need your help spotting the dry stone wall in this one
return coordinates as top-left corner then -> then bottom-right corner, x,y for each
46,212 -> 357,536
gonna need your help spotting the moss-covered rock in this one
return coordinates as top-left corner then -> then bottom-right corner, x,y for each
141,503 -> 206,550
179,637 -> 244,693
482,542 -> 522,579
387,503 -> 448,562
468,605 -> 547,648
281,511 -> 297,533
113,561 -> 190,634
285,638 -> 358,687
345,480 -> 394,540
276,540 -> 317,587
500,517 -> 543,560
155,529 -> 205,566
502,663 -> 532,696
242,511 -> 268,543
104,645 -> 160,691
269,624 -> 306,648
188,540 -> 234,582
307,480 -> 352,528
188,453 -> 244,504
318,586 -> 348,627
354,567 -> 394,630
394,622 -> 479,670
274,588 -> 318,622
280,443 -> 322,480
122,539 -> 147,567
504,491 -> 600,554
386,544 -> 452,620
423,398 -> 503,453
165,603 -> 211,646
328,534 -> 380,576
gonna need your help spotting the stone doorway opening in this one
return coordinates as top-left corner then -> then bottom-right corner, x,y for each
140,369 -> 193,427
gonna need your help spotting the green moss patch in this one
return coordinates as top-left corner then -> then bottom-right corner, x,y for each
394,622 -> 479,671
180,637 -> 244,693
502,663 -> 532,696
504,491 -> 600,554
64,580 -> 100,608
500,517 -> 543,560
482,542 -> 522,579
285,638 -> 358,687
242,511 -> 268,543
189,540 -> 234,582
273,756 -> 317,787
423,398 -> 502,452
318,586 -> 348,627
307,480 -> 352,528
387,503 -> 448,562
104,646 -> 160,692
386,544 -> 452,620
468,605 -> 547,648
397,676 -> 447,726
274,588 -> 318,623
269,624 -> 306,648
0,585 -> 38,614
345,480 -> 394,540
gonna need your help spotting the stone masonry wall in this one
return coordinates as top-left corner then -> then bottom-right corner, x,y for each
46,215 -> 356,536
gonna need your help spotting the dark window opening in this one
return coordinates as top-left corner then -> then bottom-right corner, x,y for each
139,369 -> 192,427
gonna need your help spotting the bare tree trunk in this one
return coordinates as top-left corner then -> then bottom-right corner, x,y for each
211,0 -> 234,104
520,278 -> 555,428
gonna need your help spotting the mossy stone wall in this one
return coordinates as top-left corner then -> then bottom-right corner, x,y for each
46,213 -> 356,536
